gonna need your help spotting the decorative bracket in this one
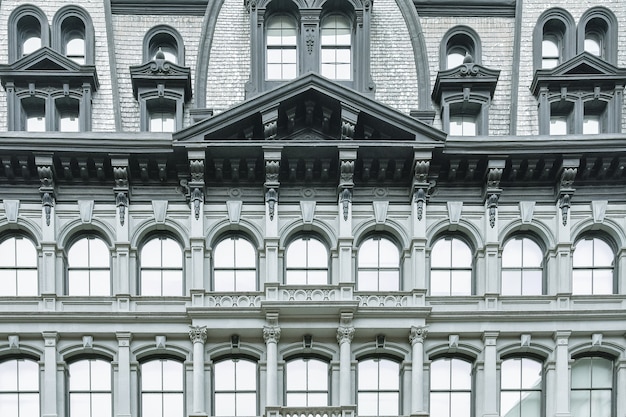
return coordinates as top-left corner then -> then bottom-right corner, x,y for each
484,160 -> 505,228
340,104 -> 359,140
35,155 -> 55,226
111,157 -> 130,226
187,151 -> 206,220
338,150 -> 356,221
264,149 -> 281,221
411,152 -> 432,221
261,106 -> 279,140
556,159 -> 579,226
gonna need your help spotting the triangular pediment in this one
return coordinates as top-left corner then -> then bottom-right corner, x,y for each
174,72 -> 446,144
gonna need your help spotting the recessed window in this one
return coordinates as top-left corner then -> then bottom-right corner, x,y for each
148,99 -> 176,132
449,115 -> 476,136
22,35 -> 41,56
56,96 -> 80,132
66,37 -> 85,65
429,358 -> 472,417
285,236 -> 328,285
214,358 -> 257,416
583,18 -> 608,59
430,237 -> 472,296
141,359 -> 184,417
0,236 -> 38,296
0,358 -> 40,416
21,97 -> 46,132
501,237 -> 543,296
60,16 -> 86,65
442,30 -> 479,70
68,359 -> 111,417
286,358 -> 329,406
266,16 -> 298,80
67,236 -> 110,296
357,358 -> 399,416
500,358 -> 542,417
541,38 -> 560,69
17,15 -> 42,58
213,236 -> 257,292
572,237 -> 613,295
448,101 -> 481,136
357,236 -> 400,291
571,356 -> 613,417
539,15 -> 569,69
583,100 -> 607,135
446,46 -> 467,69
320,15 -> 351,80
149,33 -> 178,64
549,100 -> 574,135
140,237 -> 183,296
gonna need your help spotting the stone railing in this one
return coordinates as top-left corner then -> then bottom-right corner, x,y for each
264,405 -> 356,417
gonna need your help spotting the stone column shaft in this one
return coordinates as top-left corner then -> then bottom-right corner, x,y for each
264,319 -> 281,406
42,332 -> 58,417
410,326 -> 428,414
337,322 -> 355,405
189,326 -> 208,415
116,332 -> 132,417
482,332 -> 499,417
555,332 -> 571,416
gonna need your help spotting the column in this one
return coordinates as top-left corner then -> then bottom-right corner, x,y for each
409,326 -> 428,416
263,314 -> 281,406
189,325 -> 208,416
337,313 -> 355,406
482,331 -> 499,417
554,331 -> 572,417
116,332 -> 132,417
42,332 -> 58,417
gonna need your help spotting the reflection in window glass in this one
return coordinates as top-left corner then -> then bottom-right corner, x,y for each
213,237 -> 256,292
320,15 -> 351,80
583,115 -> 600,134
584,35 -> 601,57
266,16 -> 297,80
68,236 -> 110,296
22,36 -> 41,56
66,37 -> 85,65
430,358 -> 472,417
358,358 -> 399,417
0,237 -> 38,296
446,46 -> 467,69
430,237 -> 472,296
501,237 -> 543,296
214,358 -> 257,416
0,359 -> 40,417
542,39 -> 559,69
285,237 -> 328,285
286,358 -> 328,406
449,116 -> 476,136
572,237 -> 613,295
141,237 -> 183,296
69,359 -> 111,417
150,112 -> 176,133
357,236 -> 399,291
571,357 -> 612,417
500,358 -> 542,417
141,359 -> 184,417
549,116 -> 567,135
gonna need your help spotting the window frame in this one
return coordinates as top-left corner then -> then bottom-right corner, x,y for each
577,7 -> 618,64
212,234 -> 258,292
66,235 -> 111,296
51,5 -> 95,66
440,26 -> 481,71
0,234 -> 38,296
319,13 -> 353,81
533,9 -> 575,70
429,356 -> 473,417
284,356 -> 330,407
356,234 -> 401,292
265,13 -> 299,82
0,357 -> 41,416
501,235 -> 545,296
499,356 -> 543,417
429,235 -> 474,296
139,235 -> 184,296
213,356 -> 258,417
67,357 -> 113,417
572,235 -> 615,295
357,356 -> 401,417
139,357 -> 185,417
284,234 -> 330,285
8,5 -> 49,63
143,25 -> 185,66
571,355 -> 615,417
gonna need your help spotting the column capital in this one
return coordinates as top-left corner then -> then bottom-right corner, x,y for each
189,325 -> 207,344
116,332 -> 132,347
409,326 -> 428,345
42,331 -> 58,346
263,325 -> 281,344
337,325 -> 355,345
554,330 -> 571,344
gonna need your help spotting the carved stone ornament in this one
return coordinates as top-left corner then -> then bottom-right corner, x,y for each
191,187 -> 203,220
116,192 -> 128,226
559,194 -> 571,226
266,187 -> 278,220
337,325 -> 355,345
409,326 -> 428,345
487,193 -> 499,228
265,160 -> 280,185
413,160 -> 430,184
560,166 -> 578,189
341,119 -> 355,140
245,0 -> 257,12
340,188 -> 352,221
113,166 -> 128,189
339,160 -> 355,187
487,167 -> 503,189
263,325 -> 281,344
42,192 -> 54,226
189,325 -> 207,344
190,159 -> 205,183
305,28 -> 315,55
415,188 -> 426,221
37,165 -> 54,188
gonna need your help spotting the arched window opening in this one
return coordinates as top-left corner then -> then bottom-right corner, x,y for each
357,358 -> 399,416
61,16 -> 86,65
213,236 -> 257,292
17,15 -> 42,57
500,357 -> 542,416
67,236 -> 110,296
140,359 -> 184,417
501,236 -> 543,296
320,15 -> 351,80
285,236 -> 329,285
140,236 -> 183,296
266,15 -> 298,80
286,358 -> 329,406
430,357 -> 472,417
357,236 -> 400,291
430,236 -> 472,296
572,236 -> 614,295
571,356 -> 613,417
56,96 -> 80,132
149,33 -> 178,64
0,236 -> 38,296
68,359 -> 112,417
21,97 -> 46,132
541,19 -> 567,69
0,358 -> 40,416
213,358 -> 257,416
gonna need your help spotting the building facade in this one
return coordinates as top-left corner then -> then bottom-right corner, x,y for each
0,0 -> 625,417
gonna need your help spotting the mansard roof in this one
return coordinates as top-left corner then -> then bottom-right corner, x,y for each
0,47 -> 99,90
432,62 -> 501,102
174,72 -> 447,145
531,52 -> 626,96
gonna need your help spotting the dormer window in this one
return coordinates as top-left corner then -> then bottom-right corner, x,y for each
320,15 -> 351,80
9,5 -> 49,63
440,26 -> 481,70
578,8 -> 617,64
52,6 -> 95,65
148,99 -> 176,133
533,9 -> 575,70
266,15 -> 298,81
541,38 -> 560,69
23,97 -> 45,132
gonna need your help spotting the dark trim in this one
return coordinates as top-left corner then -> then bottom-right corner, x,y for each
195,0 -> 224,109
110,0 -> 209,15
143,25 -> 185,66
532,8 -> 576,71
104,0 -> 122,131
414,0 -> 516,17
51,5 -> 95,65
577,7 -> 618,65
439,25 -> 482,70
8,4 -> 50,63
509,0 -> 522,135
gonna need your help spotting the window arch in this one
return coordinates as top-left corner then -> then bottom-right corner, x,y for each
143,25 -> 184,65
140,358 -> 184,417
357,235 -> 400,291
67,235 -> 111,296
578,7 -> 617,64
571,355 -> 614,417
68,358 -> 112,417
0,357 -> 40,416
52,6 -> 95,65
285,357 -> 329,406
430,236 -> 473,296
285,235 -> 329,285
140,235 -> 183,296
440,26 -> 481,70
533,9 -> 575,70
501,236 -> 544,295
320,14 -> 352,80
357,356 -> 400,416
429,357 -> 472,417
213,235 -> 257,292
213,357 -> 257,416
8,5 -> 49,62
572,235 -> 614,295
266,14 -> 298,81
0,235 -> 38,296
500,356 -> 542,416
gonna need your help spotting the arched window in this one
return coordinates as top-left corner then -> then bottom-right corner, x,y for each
357,236 -> 400,291
357,357 -> 400,416
533,9 -> 575,70
140,236 -> 183,296
430,236 -> 472,296
429,357 -> 472,417
19,17 -> 42,57
0,235 -> 38,296
147,98 -> 176,133
0,358 -> 40,416
21,96 -> 46,132
55,96 -> 80,132
285,357 -> 329,406
501,236 -> 543,296
266,15 -> 298,80
52,6 -> 95,65
9,6 -> 49,62
68,358 -> 111,417
500,357 -> 542,416
140,358 -> 184,417
61,17 -> 85,64
571,356 -> 613,417
578,8 -> 618,63
285,236 -> 328,285
67,236 -> 110,296
320,15 -> 351,80
213,358 -> 257,416
572,236 -> 614,295
440,27 -> 481,70
213,236 -> 257,292
144,26 -> 184,65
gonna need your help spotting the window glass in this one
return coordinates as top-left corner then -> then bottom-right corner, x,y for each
286,358 -> 328,407
285,237 -> 328,285
572,237 -> 613,295
214,358 -> 257,416
22,36 -> 41,56
430,237 -> 472,296
357,236 -> 400,291
549,116 -> 567,135
584,36 -> 601,57
140,237 -> 183,296
68,236 -> 110,296
69,359 -> 111,417
66,37 -> 85,65
0,237 -> 38,296
141,359 -> 184,417
583,114 -> 600,135
542,39 -> 560,69
150,112 -> 176,133
213,237 -> 257,292
449,115 -> 476,136
320,15 -> 351,80
571,357 -> 613,417
357,358 -> 399,416
266,16 -> 297,80
500,358 -> 542,417
501,237 -> 543,296
0,359 -> 40,417
430,358 -> 472,417
446,46 -> 466,69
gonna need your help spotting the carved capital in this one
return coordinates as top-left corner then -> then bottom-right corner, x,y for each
113,166 -> 129,189
265,159 -> 280,186
413,160 -> 430,184
339,159 -> 355,187
409,326 -> 428,345
190,159 -> 205,183
263,325 -> 281,344
189,325 -> 207,344
337,325 -> 355,345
